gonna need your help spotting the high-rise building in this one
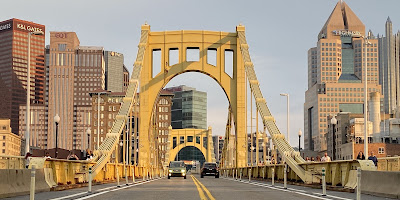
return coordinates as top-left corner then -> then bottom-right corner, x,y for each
104,51 -> 124,93
155,90 -> 174,164
378,17 -> 400,116
304,1 -> 381,152
0,119 -> 21,156
166,85 -> 207,130
48,32 -> 105,150
123,65 -> 129,93
0,18 -> 45,134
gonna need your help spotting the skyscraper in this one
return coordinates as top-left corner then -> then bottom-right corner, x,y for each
304,1 -> 381,152
48,32 -> 105,150
166,85 -> 207,130
378,17 -> 400,116
0,18 -> 45,134
104,51 -> 124,93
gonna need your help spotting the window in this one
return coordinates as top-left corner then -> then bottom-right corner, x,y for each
187,47 -> 200,62
378,147 -> 385,154
58,44 -> 66,51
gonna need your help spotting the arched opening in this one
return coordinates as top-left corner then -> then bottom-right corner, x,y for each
175,146 -> 206,166
164,72 -> 230,135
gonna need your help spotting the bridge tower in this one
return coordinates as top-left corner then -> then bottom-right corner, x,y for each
139,25 -> 247,169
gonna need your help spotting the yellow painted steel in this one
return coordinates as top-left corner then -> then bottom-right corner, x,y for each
378,156 -> 400,171
165,128 -> 215,165
139,27 -> 247,168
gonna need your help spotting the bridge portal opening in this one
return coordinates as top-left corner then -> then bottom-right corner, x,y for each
175,146 -> 206,166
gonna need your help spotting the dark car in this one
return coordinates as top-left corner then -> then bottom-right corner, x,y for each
200,162 -> 219,178
168,161 -> 187,179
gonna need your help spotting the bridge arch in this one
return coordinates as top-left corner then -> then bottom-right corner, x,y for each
166,128 -> 215,166
139,27 -> 247,168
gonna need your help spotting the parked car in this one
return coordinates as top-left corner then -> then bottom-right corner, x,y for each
168,161 -> 187,179
200,162 -> 219,178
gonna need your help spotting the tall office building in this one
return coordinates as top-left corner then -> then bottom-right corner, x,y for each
104,51 -> 124,92
123,65 -> 129,93
0,18 -> 45,134
304,1 -> 381,152
48,32 -> 105,150
378,18 -> 400,116
166,85 -> 207,130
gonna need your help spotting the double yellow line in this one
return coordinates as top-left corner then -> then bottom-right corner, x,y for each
191,175 -> 216,200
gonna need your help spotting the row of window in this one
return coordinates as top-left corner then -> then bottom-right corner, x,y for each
158,106 -> 169,112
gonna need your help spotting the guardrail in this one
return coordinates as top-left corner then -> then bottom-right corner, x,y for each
42,158 -> 160,185
377,156 -> 400,171
0,155 -> 25,169
222,159 -> 376,189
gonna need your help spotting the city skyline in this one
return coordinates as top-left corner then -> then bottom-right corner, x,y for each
2,0 -> 400,146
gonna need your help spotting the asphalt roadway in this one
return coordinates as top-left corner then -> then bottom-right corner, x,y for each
6,173 -> 392,200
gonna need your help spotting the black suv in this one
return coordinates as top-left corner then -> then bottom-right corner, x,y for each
200,162 -> 219,178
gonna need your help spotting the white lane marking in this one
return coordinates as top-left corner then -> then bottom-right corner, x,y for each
226,177 -> 331,200
75,191 -> 109,200
313,193 -> 353,200
49,192 -> 88,200
225,176 -> 354,200
54,179 -> 160,200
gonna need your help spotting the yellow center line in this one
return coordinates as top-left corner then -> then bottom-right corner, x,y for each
191,175 -> 208,200
192,175 -> 216,200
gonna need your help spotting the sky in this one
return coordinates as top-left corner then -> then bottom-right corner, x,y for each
4,0 -> 400,147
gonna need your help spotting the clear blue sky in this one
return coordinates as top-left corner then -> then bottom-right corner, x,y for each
4,0 -> 400,146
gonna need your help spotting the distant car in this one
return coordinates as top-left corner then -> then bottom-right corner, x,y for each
168,161 -> 187,179
200,162 -> 219,178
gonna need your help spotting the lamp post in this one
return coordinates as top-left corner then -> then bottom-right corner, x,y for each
331,116 -> 337,161
363,37 -> 371,160
86,128 -> 91,150
96,91 -> 107,150
25,30 -> 44,156
119,141 -> 123,163
280,93 -> 290,145
298,129 -> 302,153
54,114 -> 60,158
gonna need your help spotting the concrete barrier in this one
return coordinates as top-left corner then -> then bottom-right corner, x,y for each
0,169 -> 52,198
361,170 -> 400,199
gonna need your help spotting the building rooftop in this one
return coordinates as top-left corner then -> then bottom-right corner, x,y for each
319,0 -> 365,39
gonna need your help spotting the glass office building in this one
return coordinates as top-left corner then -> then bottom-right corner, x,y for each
167,85 -> 207,130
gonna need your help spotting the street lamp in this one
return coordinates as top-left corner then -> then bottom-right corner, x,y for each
86,128 -> 91,150
331,115 -> 337,160
120,141 -> 123,163
362,37 -> 371,160
280,93 -> 290,145
298,129 -> 302,153
54,114 -> 60,158
96,91 -> 107,150
25,30 -> 44,156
